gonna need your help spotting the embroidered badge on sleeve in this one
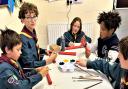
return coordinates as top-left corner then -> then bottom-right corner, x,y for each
7,75 -> 19,85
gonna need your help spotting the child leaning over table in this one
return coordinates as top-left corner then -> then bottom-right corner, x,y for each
76,36 -> 128,89
0,28 -> 49,89
85,11 -> 121,63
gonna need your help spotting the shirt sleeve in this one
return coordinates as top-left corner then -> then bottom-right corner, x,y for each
88,41 -> 119,63
20,36 -> 46,68
4,69 -> 42,89
33,60 -> 46,68
87,59 -> 120,81
108,50 -> 119,63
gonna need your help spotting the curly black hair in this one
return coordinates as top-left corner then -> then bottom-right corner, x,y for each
97,11 -> 121,31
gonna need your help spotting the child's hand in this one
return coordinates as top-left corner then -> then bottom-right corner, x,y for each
80,36 -> 87,47
38,66 -> 49,77
36,66 -> 45,72
45,50 -> 52,56
68,42 -> 74,47
46,52 -> 57,64
76,59 -> 87,67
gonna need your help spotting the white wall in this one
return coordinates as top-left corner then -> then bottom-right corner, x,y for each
116,9 -> 128,39
0,0 -> 113,48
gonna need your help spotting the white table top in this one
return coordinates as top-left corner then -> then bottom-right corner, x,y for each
33,63 -> 113,89
33,46 -> 113,89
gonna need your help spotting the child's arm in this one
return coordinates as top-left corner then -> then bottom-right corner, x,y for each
3,69 -> 43,89
76,58 -> 120,82
86,58 -> 120,81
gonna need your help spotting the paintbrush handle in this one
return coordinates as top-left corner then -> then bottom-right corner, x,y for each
84,81 -> 102,89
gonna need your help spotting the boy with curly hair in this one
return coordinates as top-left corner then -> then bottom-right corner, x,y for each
86,11 -> 121,63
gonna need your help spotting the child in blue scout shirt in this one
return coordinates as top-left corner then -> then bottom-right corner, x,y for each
76,36 -> 128,89
86,11 -> 121,63
0,28 -> 49,89
18,2 -> 57,69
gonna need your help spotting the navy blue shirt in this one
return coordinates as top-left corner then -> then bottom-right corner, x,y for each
87,59 -> 121,89
19,26 -> 46,69
97,34 -> 119,59
0,61 -> 42,89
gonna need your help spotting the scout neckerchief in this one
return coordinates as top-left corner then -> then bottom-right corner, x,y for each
120,68 -> 128,89
21,26 -> 38,43
0,55 -> 26,79
20,26 -> 40,59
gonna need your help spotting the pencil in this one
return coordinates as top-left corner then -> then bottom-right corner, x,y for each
74,64 -> 95,76
23,68 -> 35,70
23,68 -> 51,70
73,79 -> 102,82
83,81 -> 102,89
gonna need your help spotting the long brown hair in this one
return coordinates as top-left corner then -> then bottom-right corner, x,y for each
69,17 -> 82,34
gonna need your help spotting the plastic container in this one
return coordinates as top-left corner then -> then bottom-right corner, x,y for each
61,35 -> 65,51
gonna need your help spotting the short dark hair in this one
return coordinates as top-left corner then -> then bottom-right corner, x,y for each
119,36 -> 128,60
97,11 -> 121,32
70,17 -> 82,34
0,28 -> 22,54
18,2 -> 39,19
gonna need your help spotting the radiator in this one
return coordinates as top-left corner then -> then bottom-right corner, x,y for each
47,23 -> 94,44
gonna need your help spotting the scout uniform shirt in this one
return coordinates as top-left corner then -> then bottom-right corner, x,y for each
19,26 -> 47,69
0,55 -> 42,89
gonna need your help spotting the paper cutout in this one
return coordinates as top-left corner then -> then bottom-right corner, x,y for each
8,0 -> 15,13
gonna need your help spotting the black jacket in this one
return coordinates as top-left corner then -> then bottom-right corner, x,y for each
97,34 -> 119,59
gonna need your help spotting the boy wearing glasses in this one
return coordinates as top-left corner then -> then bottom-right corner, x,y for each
18,2 -> 57,70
